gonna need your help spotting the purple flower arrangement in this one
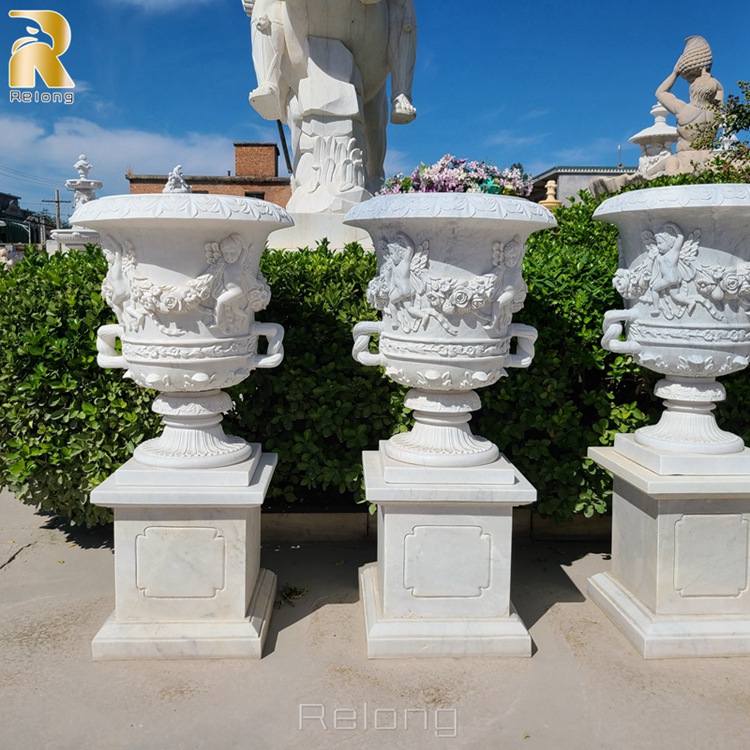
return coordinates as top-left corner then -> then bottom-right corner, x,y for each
378,154 -> 534,197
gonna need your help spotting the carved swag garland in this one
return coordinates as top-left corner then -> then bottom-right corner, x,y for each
613,222 -> 750,323
102,233 -> 272,338
366,232 -> 527,337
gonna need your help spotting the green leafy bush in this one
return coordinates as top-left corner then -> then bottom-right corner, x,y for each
0,246 -> 159,526
225,244 -> 408,507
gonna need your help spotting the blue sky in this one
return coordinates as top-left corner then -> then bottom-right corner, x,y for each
1,0 -> 749,223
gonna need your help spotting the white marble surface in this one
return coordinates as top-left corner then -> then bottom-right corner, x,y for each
92,569 -> 276,660
360,450 -> 533,657
589,447 -> 750,497
362,450 -> 537,504
266,211 -> 374,250
589,444 -> 750,657
360,564 -> 531,658
114,446 -> 263,487
91,453 -> 277,660
588,572 -> 750,659
348,193 -> 554,468
93,453 -> 276,506
379,442 -> 515,485
614,433 -> 750,476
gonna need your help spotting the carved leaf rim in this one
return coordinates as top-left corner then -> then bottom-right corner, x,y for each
594,184 -> 750,220
72,193 -> 293,225
344,193 -> 557,226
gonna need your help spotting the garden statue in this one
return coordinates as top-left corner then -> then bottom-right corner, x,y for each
74,154 -> 92,180
648,35 -> 723,177
242,0 -> 417,215
590,36 -> 723,197
163,164 -> 192,193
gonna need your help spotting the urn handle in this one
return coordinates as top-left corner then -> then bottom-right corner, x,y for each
96,324 -> 126,369
252,322 -> 285,369
507,324 -> 538,369
352,321 -> 385,367
602,310 -> 641,354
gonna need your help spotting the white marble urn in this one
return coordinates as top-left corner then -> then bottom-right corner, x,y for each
346,192 -> 556,467
597,184 -> 750,455
72,193 -> 292,469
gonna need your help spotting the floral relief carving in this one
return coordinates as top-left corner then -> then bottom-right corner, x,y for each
103,234 -> 272,337
366,232 -> 526,337
613,223 -> 750,323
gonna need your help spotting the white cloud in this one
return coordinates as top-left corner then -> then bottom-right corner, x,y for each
519,108 -> 550,122
484,129 -> 548,148
552,137 -> 634,165
108,0 -> 214,11
0,113 -> 262,217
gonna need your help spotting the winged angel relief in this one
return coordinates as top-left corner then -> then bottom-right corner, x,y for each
102,234 -> 271,336
613,223 -> 750,322
366,233 -> 524,335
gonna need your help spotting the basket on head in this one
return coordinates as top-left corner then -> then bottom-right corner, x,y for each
675,35 -> 713,78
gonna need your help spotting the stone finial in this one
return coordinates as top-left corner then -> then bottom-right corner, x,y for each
539,180 -> 562,210
74,154 -> 92,180
163,165 -> 192,194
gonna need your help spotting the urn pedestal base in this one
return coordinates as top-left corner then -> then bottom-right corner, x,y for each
360,450 -> 535,658
587,446 -> 750,659
90,446 -> 277,660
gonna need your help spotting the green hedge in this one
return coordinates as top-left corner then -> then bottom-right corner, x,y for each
2,184 -> 750,527
0,247 -> 160,527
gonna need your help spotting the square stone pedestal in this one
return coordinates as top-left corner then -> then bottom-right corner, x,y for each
588,446 -> 750,659
360,448 -> 536,658
90,445 -> 278,660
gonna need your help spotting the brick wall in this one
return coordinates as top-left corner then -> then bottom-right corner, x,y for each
127,143 -> 291,207
234,142 -> 279,178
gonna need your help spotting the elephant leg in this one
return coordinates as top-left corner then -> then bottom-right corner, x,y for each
364,84 -> 388,194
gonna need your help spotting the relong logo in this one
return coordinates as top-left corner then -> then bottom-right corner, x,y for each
9,9 -> 74,89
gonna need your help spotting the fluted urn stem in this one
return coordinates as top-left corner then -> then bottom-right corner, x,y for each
635,376 -> 744,454
385,389 -> 500,467
133,390 -> 253,469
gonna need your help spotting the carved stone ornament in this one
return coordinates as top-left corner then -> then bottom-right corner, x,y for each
596,184 -> 750,454
346,192 -> 556,467
72,192 -> 293,469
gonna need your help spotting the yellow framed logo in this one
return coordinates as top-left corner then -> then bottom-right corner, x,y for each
8,9 -> 75,103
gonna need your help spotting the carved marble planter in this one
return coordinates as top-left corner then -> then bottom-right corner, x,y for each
589,184 -> 750,659
72,193 -> 292,468
346,192 -> 556,467
597,184 -> 750,463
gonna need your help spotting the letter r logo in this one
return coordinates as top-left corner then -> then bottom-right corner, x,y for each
9,10 -> 74,88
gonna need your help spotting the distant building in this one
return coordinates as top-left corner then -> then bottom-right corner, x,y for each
127,143 -> 292,207
0,192 -> 50,244
530,166 -> 637,205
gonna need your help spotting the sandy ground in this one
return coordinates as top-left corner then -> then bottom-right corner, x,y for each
2,488 -> 750,750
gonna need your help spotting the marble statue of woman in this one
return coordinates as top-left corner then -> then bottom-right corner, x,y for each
648,36 -> 723,177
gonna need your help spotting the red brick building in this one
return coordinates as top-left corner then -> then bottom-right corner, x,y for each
127,143 -> 291,207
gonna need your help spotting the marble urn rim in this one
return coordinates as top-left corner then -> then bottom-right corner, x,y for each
593,183 -> 750,221
344,191 -> 557,230
71,192 -> 293,228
